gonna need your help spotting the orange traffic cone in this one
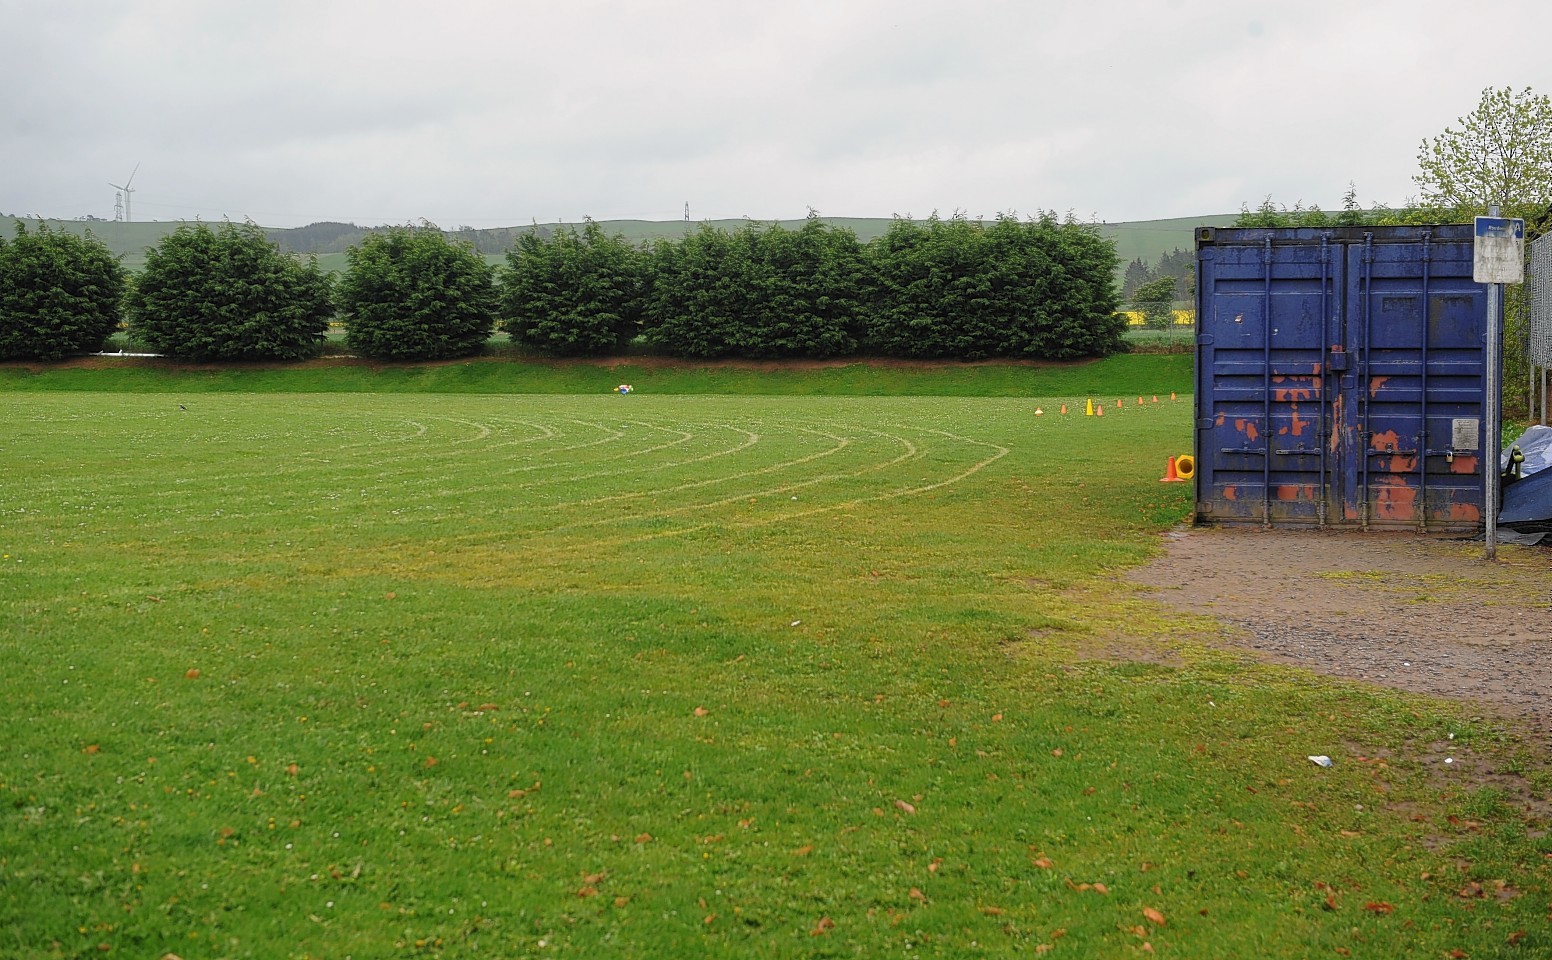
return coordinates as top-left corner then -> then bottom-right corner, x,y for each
1060,403 -> 1068,415
1170,391 -> 1177,401
1117,398 -> 1124,408
1160,456 -> 1187,482
1035,407 -> 1044,416
1138,396 -> 1144,407
1096,403 -> 1105,418
1152,395 -> 1158,403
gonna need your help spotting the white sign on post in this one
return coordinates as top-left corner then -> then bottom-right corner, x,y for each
1474,214 -> 1522,559
1474,217 -> 1525,283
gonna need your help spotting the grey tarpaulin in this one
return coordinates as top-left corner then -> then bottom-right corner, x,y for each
1500,425 -> 1552,534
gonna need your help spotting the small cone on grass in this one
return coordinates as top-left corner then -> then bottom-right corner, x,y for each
1160,456 -> 1187,482
1096,403 -> 1104,418
1085,398 -> 1094,416
1060,403 -> 1068,415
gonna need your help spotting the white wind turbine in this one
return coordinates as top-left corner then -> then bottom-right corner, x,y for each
109,162 -> 140,222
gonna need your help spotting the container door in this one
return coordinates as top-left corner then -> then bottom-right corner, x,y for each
1195,238 -> 1339,525
1341,234 -> 1487,530
1197,227 -> 1487,532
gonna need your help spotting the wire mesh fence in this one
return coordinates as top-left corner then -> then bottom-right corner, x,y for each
1531,233 -> 1551,422
1532,234 -> 1552,365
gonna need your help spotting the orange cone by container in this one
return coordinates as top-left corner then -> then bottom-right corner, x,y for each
1160,456 -> 1187,482
1095,403 -> 1105,417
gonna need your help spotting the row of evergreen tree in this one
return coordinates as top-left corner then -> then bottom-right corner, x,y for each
265,220 -> 546,256
0,213 -> 1126,363
1119,248 -> 1193,302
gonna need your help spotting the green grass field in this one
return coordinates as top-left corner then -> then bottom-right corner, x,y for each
3,368 -> 1549,959
1121,328 -> 1195,355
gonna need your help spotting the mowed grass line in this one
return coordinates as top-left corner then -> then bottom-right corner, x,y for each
2,392 -> 1548,959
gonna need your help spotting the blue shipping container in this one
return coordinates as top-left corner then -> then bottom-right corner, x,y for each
1194,225 -> 1489,531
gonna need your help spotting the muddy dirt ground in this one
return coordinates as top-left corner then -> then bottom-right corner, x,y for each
1130,528 -> 1552,744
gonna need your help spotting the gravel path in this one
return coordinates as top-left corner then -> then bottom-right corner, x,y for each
1129,528 -> 1552,743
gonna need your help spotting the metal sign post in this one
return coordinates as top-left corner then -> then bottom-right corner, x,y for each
1484,282 -> 1502,559
1473,213 -> 1525,559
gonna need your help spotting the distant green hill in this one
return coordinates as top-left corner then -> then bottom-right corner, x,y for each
0,219 -> 173,272
1095,214 -> 1240,267
2,213 -> 1240,280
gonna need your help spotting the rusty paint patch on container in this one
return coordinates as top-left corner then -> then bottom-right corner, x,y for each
1447,502 -> 1481,522
1328,396 -> 1344,454
1287,402 -> 1310,438
1448,455 -> 1478,475
1369,375 -> 1391,398
1372,478 -> 1418,520
1272,376 -> 1317,403
1370,429 -> 1402,451
1368,430 -> 1418,471
1223,485 -> 1238,501
1233,418 -> 1260,442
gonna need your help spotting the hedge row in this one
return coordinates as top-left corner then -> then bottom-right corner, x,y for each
512,213 -> 1126,361
0,214 -> 1125,363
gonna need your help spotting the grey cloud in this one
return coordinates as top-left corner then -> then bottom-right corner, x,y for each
4,0 -> 1551,227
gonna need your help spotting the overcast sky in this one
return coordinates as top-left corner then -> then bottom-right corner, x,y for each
5,0 -> 1551,229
